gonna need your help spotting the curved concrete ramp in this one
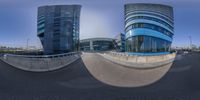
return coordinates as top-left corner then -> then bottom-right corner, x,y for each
81,53 -> 173,87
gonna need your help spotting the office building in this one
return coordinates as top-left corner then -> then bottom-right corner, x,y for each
80,38 -> 115,51
37,5 -> 81,54
125,3 -> 174,53
114,33 -> 125,52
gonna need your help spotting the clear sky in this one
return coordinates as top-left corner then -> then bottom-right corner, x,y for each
0,0 -> 200,48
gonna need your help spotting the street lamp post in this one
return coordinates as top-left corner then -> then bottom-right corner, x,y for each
189,36 -> 192,50
27,38 -> 30,51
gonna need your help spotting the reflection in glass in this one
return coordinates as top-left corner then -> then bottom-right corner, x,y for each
126,36 -> 171,52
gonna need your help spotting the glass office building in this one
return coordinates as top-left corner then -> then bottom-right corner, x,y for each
125,3 -> 174,53
115,33 -> 125,52
37,5 -> 81,54
80,38 -> 115,51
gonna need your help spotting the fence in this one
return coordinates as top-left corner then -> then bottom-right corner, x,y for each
0,52 -> 80,72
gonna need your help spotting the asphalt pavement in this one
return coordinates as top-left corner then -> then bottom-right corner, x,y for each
0,52 -> 199,100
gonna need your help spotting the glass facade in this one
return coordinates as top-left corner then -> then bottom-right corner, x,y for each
114,33 -> 125,52
93,41 -> 114,51
80,38 -> 115,51
126,36 -> 171,52
80,42 -> 90,51
37,5 -> 81,54
125,23 -> 173,38
125,16 -> 173,31
124,3 -> 174,53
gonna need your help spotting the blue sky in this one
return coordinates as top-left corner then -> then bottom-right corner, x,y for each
0,0 -> 200,48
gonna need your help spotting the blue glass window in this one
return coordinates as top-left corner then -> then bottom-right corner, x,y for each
125,23 -> 173,38
125,16 -> 173,30
126,36 -> 171,52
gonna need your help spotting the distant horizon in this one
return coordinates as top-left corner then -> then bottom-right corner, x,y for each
0,0 -> 200,48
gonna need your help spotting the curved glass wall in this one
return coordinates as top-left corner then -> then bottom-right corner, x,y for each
125,3 -> 174,53
93,41 -> 114,51
80,42 -> 90,51
125,16 -> 173,30
125,11 -> 174,25
80,39 -> 115,51
125,23 -> 173,38
126,36 -> 171,52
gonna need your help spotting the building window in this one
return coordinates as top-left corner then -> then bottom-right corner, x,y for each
126,36 -> 171,52
126,23 -> 173,38
125,16 -> 173,30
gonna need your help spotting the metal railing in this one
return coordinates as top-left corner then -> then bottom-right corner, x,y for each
3,52 -> 79,58
0,52 -> 81,72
